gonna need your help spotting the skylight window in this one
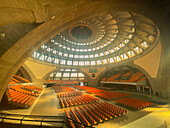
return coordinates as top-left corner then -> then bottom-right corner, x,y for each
39,55 -> 44,61
114,46 -> 120,51
67,61 -> 72,65
64,53 -> 68,57
71,73 -> 77,77
56,72 -> 62,77
73,61 -> 78,65
120,53 -> 129,60
90,55 -> 94,58
53,50 -> 57,54
119,43 -> 125,48
60,60 -> 66,65
109,49 -> 115,53
74,55 -> 78,58
141,41 -> 149,48
97,60 -> 102,65
103,59 -> 108,64
149,35 -> 154,42
78,73 -> 84,77
63,73 -> 70,77
128,34 -> 133,38
85,61 -> 90,65
47,48 -> 52,52
109,58 -> 114,63
91,61 -> 96,65
47,57 -> 52,62
58,52 -> 62,56
114,56 -> 121,62
51,39 -> 55,42
79,55 -> 84,58
84,55 -> 89,58
65,69 -> 71,71
69,54 -> 73,58
100,53 -> 104,56
79,61 -> 84,66
127,51 -> 135,58
95,54 -> 99,57
124,39 -> 130,44
134,46 -> 143,54
105,51 -> 109,55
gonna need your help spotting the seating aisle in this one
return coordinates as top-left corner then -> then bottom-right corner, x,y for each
30,88 -> 63,116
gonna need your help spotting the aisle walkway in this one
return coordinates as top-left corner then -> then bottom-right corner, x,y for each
30,88 -> 63,116
121,104 -> 170,128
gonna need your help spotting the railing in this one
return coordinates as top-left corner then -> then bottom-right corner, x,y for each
0,113 -> 94,128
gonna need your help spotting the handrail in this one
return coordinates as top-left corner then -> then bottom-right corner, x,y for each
0,113 -> 94,128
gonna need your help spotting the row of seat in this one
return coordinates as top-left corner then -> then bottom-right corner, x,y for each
14,75 -> 31,83
114,97 -> 152,109
54,86 -> 75,92
9,75 -> 31,85
6,85 -> 42,108
72,86 -> 95,91
10,85 -> 41,96
57,91 -> 83,98
64,102 -> 128,127
59,94 -> 99,108
101,71 -> 146,82
85,89 -> 108,94
95,91 -> 129,100
23,86 -> 42,93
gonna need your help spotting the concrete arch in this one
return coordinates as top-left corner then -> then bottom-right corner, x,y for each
97,63 -> 153,87
22,63 -> 37,83
0,1 -> 170,101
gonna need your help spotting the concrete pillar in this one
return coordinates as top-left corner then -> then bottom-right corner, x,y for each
33,79 -> 45,88
88,79 -> 100,87
142,86 -> 145,93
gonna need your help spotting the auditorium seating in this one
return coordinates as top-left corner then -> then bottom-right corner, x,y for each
95,91 -> 129,100
14,75 -> 31,83
114,97 -> 152,109
128,72 -> 144,82
136,76 -> 146,82
57,91 -> 83,98
59,94 -> 99,108
64,102 -> 127,127
107,74 -> 121,81
73,86 -> 107,94
6,85 -> 43,108
54,86 -> 75,92
101,71 -> 146,83
73,86 -> 95,91
9,75 -> 31,85
85,89 -> 108,94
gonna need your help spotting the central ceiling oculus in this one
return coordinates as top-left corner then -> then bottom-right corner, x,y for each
71,26 -> 92,40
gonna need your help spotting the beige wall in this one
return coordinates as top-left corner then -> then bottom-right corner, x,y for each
24,58 -> 56,79
134,41 -> 161,78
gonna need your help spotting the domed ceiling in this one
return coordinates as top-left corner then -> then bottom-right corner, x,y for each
32,11 -> 159,67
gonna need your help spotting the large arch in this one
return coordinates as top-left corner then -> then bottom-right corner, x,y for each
0,1 -> 170,101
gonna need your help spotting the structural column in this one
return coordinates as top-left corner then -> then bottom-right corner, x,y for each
33,79 -> 45,88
